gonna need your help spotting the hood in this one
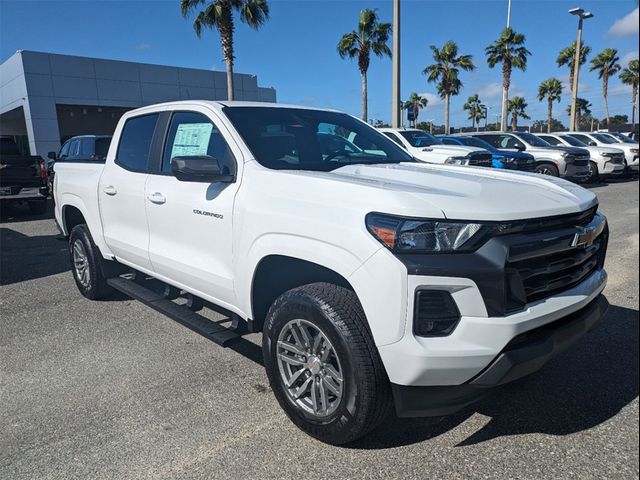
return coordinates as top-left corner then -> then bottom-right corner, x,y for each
495,149 -> 535,160
411,144 -> 483,156
549,146 -> 590,156
326,162 -> 597,221
588,145 -> 625,155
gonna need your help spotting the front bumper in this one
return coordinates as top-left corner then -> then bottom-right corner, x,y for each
563,162 -> 590,180
392,294 -> 609,417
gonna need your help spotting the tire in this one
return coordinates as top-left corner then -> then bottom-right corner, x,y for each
535,163 -> 559,177
68,224 -> 113,300
585,161 -> 600,183
263,282 -> 391,445
28,199 -> 47,215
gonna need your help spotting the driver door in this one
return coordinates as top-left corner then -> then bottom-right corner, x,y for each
145,108 -> 242,307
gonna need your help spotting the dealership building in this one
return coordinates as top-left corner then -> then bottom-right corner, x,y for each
0,50 -> 277,156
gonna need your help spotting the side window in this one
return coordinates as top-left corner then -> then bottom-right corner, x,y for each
58,141 -> 71,159
475,135 -> 500,148
68,139 -> 81,159
540,136 -> 561,146
162,112 -> 235,175
116,113 -> 159,172
80,138 -> 94,157
441,138 -> 457,145
500,135 -> 521,149
383,132 -> 406,149
571,134 -> 590,144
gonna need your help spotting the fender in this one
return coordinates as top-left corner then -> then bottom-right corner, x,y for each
237,232 -> 375,320
59,193 -> 114,259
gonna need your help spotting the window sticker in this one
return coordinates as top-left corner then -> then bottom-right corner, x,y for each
171,123 -> 213,158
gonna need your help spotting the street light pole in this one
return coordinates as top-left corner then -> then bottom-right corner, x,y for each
391,0 -> 401,127
568,8 -> 593,132
506,0 -> 512,28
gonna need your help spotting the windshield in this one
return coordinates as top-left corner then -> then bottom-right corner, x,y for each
559,135 -> 586,147
513,132 -> 551,147
592,133 -> 616,144
606,132 -> 634,143
223,107 -> 413,171
455,136 -> 496,152
398,130 -> 442,147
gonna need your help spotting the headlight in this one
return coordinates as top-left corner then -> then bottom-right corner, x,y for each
444,156 -> 469,165
365,213 -> 489,253
560,152 -> 569,158
602,152 -> 614,157
631,148 -> 639,154
500,157 -> 517,163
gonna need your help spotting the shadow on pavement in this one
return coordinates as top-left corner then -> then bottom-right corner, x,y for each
352,303 -> 639,449
0,227 -> 69,286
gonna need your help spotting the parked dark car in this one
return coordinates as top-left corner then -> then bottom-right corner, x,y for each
47,135 -> 112,197
0,137 -> 49,214
438,135 -> 537,171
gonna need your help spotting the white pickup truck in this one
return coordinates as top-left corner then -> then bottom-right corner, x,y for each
54,101 -> 610,445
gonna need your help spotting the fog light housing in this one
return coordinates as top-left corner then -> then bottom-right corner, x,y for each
414,290 -> 461,337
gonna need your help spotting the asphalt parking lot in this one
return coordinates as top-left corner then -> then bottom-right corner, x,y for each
1,178 -> 638,480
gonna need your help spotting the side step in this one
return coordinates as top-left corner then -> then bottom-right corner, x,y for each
107,277 -> 241,347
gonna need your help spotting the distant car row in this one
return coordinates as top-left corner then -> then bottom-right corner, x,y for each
377,127 -> 638,183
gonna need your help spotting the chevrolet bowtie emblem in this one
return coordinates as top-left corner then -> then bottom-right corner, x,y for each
571,225 -> 598,248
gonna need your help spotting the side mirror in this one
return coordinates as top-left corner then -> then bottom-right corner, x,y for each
48,151 -> 57,160
171,156 -> 234,183
589,141 -> 597,146
514,144 -> 526,151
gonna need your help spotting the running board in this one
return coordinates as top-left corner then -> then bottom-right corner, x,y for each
107,277 -> 241,347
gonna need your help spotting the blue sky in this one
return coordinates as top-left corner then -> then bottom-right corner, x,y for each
1,0 -> 638,126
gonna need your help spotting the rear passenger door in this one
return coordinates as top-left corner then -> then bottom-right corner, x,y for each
99,113 -> 160,271
144,108 -> 242,307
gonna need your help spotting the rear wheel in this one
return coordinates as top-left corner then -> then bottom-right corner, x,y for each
68,224 -> 113,299
263,282 -> 391,445
535,163 -> 559,177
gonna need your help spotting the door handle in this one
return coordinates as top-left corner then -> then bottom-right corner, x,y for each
147,192 -> 166,205
103,185 -> 117,196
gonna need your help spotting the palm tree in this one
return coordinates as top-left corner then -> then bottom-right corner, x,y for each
463,94 -> 484,131
620,59 -> 639,133
537,78 -> 563,133
423,41 -> 475,133
556,41 -> 591,92
507,96 -> 530,131
485,28 -> 531,132
337,9 -> 392,121
590,48 -> 622,127
403,92 -> 428,127
180,0 -> 269,101
566,97 -> 592,130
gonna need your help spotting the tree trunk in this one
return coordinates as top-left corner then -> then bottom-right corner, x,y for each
547,98 -> 553,133
512,113 -> 517,131
444,94 -> 450,134
603,73 -> 610,127
632,84 -> 638,134
361,70 -> 368,122
501,63 -> 511,131
219,2 -> 235,101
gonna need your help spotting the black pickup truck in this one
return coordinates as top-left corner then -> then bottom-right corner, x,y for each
0,137 -> 49,214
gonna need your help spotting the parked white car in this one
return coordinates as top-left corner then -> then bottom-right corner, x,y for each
535,133 -> 625,182
563,132 -> 639,173
597,131 -> 637,144
378,128 -> 493,167
53,101 -> 609,444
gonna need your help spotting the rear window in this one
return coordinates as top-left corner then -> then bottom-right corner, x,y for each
116,114 -> 159,172
0,137 -> 20,156
398,131 -> 441,147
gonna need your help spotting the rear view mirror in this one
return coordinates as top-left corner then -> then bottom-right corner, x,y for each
171,156 -> 234,183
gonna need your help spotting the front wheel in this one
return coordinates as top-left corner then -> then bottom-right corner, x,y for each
535,163 -> 559,177
263,283 -> 391,445
584,161 -> 600,183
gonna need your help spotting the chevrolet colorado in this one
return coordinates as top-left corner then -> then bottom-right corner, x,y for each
54,101 -> 609,445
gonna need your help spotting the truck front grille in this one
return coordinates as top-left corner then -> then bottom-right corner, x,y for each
504,210 -> 607,310
469,153 -> 493,167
